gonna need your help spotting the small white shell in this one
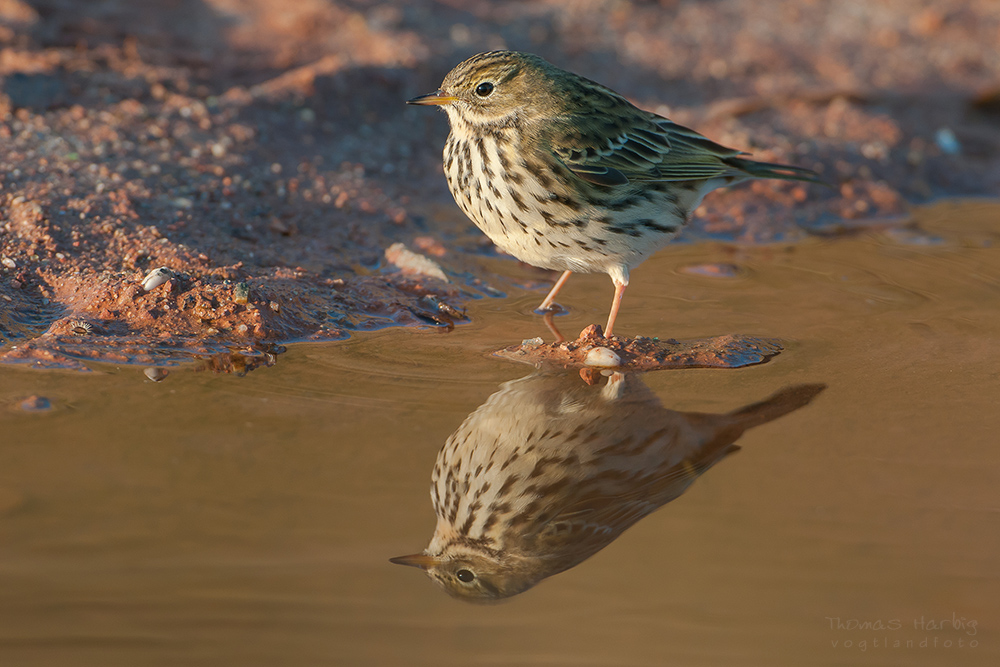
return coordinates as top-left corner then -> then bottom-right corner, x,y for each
69,319 -> 93,335
384,242 -> 449,283
584,346 -> 621,368
521,337 -> 544,347
142,267 -> 174,291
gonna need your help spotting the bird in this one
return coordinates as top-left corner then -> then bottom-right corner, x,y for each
391,371 -> 825,601
407,51 -> 823,337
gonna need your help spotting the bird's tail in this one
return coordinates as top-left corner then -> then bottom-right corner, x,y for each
724,156 -> 828,186
727,383 -> 827,432
683,383 -> 825,468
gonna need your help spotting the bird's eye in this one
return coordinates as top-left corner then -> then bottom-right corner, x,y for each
456,569 -> 475,583
474,82 -> 495,97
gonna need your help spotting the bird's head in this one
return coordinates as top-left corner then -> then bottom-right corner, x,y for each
407,51 -> 565,129
390,542 -> 546,602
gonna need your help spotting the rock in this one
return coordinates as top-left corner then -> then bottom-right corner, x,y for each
1,73 -> 67,110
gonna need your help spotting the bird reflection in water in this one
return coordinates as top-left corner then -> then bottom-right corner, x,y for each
392,371 -> 824,601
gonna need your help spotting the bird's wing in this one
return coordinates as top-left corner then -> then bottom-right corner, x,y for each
526,493 -> 656,563
528,443 -> 742,559
550,112 -> 746,185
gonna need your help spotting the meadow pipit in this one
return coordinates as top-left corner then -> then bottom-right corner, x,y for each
391,372 -> 825,600
408,51 -> 822,337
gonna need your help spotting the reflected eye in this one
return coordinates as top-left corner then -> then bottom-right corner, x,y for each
475,82 -> 495,97
456,569 -> 475,583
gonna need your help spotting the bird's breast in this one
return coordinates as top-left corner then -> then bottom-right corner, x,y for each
442,127 -> 689,276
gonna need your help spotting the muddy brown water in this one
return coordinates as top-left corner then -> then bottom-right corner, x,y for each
1,201 -> 998,666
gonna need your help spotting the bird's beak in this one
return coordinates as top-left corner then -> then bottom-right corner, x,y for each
406,90 -> 456,106
390,552 -> 439,569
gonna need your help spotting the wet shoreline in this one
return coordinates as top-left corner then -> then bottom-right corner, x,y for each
2,1 -> 999,371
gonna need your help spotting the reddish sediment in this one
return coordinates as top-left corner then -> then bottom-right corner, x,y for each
1,1 -> 997,370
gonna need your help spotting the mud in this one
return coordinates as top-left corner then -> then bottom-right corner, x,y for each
0,0 -> 997,370
496,323 -> 782,373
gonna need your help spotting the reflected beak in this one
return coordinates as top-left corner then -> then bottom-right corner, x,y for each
406,90 -> 457,106
390,552 -> 439,569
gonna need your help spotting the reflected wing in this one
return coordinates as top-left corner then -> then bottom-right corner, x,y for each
530,448 -> 740,556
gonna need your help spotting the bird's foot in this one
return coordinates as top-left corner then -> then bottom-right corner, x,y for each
533,302 -> 566,316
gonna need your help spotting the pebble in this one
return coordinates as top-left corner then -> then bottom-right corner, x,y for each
233,282 -> 250,304
141,266 -> 173,291
935,128 -> 961,155
584,347 -> 621,367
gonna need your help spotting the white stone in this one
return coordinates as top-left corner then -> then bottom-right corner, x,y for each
584,347 -> 621,367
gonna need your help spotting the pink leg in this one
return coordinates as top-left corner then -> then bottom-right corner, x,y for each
542,311 -> 566,343
604,280 -> 627,338
538,270 -> 572,311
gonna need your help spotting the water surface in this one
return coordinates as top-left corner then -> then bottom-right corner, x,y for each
1,201 -> 998,666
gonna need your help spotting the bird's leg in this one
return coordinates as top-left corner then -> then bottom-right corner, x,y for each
537,270 -> 572,312
542,311 -> 566,343
604,279 -> 627,338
